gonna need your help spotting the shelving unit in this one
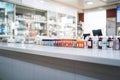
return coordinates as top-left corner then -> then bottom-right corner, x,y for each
15,5 -> 47,43
0,2 -> 77,41
0,8 -> 5,36
47,11 -> 76,38
47,11 -> 58,37
16,18 -> 47,23
0,2 -> 15,40
63,15 -> 76,38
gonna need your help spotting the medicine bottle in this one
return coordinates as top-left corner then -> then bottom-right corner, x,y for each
98,37 -> 102,49
107,37 -> 113,48
112,37 -> 119,50
118,37 -> 120,50
87,37 -> 93,48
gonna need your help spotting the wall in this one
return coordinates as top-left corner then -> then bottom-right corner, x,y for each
106,8 -> 116,18
78,8 -> 117,36
84,10 -> 106,35
78,13 -> 84,22
78,8 -> 117,22
106,8 -> 117,36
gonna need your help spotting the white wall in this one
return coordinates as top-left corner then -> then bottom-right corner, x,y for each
84,10 -> 106,36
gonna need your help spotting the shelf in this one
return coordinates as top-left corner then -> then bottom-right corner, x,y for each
16,18 -> 47,23
0,35 -> 11,38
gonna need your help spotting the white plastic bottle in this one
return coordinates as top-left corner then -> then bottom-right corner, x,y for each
112,36 -> 119,50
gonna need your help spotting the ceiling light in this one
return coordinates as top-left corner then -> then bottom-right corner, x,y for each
40,0 -> 44,3
86,1 -> 94,5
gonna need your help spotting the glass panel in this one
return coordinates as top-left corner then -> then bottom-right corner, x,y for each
0,1 -> 14,35
15,5 -> 47,43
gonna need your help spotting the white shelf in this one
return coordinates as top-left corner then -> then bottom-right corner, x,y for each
16,18 -> 47,23
48,22 -> 58,25
0,35 -> 11,38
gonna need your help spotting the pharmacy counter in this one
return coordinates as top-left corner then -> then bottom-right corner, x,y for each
0,42 -> 120,67
0,43 -> 120,80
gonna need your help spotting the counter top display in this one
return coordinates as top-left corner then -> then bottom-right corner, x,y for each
0,42 -> 120,67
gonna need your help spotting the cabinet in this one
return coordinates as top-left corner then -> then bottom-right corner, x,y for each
0,8 -> 5,35
47,11 -> 76,38
16,6 -> 47,43
0,2 -> 14,41
63,15 -> 76,38
47,11 -> 59,37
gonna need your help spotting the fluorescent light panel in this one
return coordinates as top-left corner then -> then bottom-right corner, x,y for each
86,1 -> 94,5
40,0 -> 44,3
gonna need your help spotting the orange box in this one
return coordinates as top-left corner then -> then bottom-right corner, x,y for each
77,40 -> 85,48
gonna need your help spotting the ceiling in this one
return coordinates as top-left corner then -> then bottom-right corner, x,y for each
47,0 -> 120,12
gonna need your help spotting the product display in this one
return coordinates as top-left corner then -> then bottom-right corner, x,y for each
42,39 -> 77,47
15,6 -> 47,43
0,1 -> 120,51
33,36 -> 120,51
1,1 -> 120,80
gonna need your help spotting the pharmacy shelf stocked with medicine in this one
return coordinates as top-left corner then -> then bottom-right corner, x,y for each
15,5 -> 47,43
0,8 -> 5,35
0,6 -> 14,40
47,11 -> 59,37
47,11 -> 76,38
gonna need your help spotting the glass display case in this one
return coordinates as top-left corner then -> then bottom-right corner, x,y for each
0,1 -> 14,41
47,11 -> 58,37
63,15 -> 76,38
47,11 -> 76,38
0,8 -> 5,35
15,5 -> 47,43
0,1 -> 77,43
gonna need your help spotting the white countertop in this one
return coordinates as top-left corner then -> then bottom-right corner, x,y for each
0,42 -> 120,67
